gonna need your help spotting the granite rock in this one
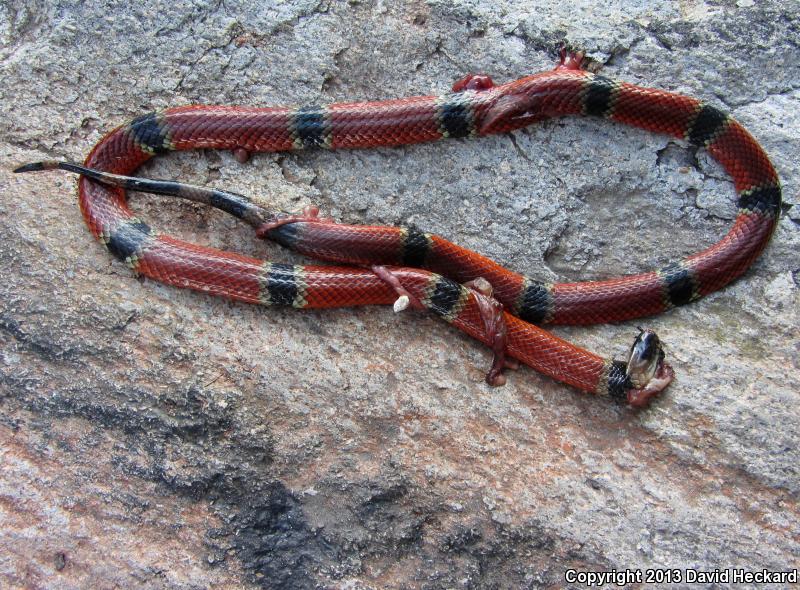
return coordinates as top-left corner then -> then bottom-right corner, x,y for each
1,1 -> 798,588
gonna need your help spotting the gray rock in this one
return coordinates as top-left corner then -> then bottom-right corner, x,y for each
1,1 -> 798,588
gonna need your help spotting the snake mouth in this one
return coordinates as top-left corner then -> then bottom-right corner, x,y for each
625,328 -> 675,408
626,361 -> 674,408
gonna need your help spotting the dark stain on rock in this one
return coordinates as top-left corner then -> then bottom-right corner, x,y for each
441,524 -> 482,553
0,313 -> 78,361
224,483 -> 337,590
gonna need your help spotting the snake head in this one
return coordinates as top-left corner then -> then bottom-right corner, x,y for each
625,328 -> 674,407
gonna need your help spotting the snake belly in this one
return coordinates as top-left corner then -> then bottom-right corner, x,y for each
74,67 -> 781,401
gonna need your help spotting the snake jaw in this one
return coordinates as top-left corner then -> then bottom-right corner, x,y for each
624,328 -> 674,407
626,362 -> 674,408
451,73 -> 495,93
555,48 -> 587,71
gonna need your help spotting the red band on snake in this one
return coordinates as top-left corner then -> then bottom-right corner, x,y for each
15,54 -> 781,406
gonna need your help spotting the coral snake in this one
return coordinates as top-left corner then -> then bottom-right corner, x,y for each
15,52 -> 782,407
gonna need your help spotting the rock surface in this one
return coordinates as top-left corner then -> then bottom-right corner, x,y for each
1,1 -> 798,588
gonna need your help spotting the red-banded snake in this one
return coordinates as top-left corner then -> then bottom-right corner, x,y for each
15,53 -> 782,407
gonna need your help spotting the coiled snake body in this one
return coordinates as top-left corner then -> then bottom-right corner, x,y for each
16,54 -> 782,406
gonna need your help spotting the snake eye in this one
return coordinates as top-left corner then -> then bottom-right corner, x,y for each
626,328 -> 664,389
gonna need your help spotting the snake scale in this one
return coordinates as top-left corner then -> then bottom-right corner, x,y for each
15,53 -> 782,407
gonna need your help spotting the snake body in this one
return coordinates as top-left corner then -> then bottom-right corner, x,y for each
19,56 -> 781,406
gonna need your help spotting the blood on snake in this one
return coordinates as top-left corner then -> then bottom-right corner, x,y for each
14,52 -> 782,407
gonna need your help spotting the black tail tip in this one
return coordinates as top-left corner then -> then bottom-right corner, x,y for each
13,162 -> 48,173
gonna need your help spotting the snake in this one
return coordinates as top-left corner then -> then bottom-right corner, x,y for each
14,52 -> 781,407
